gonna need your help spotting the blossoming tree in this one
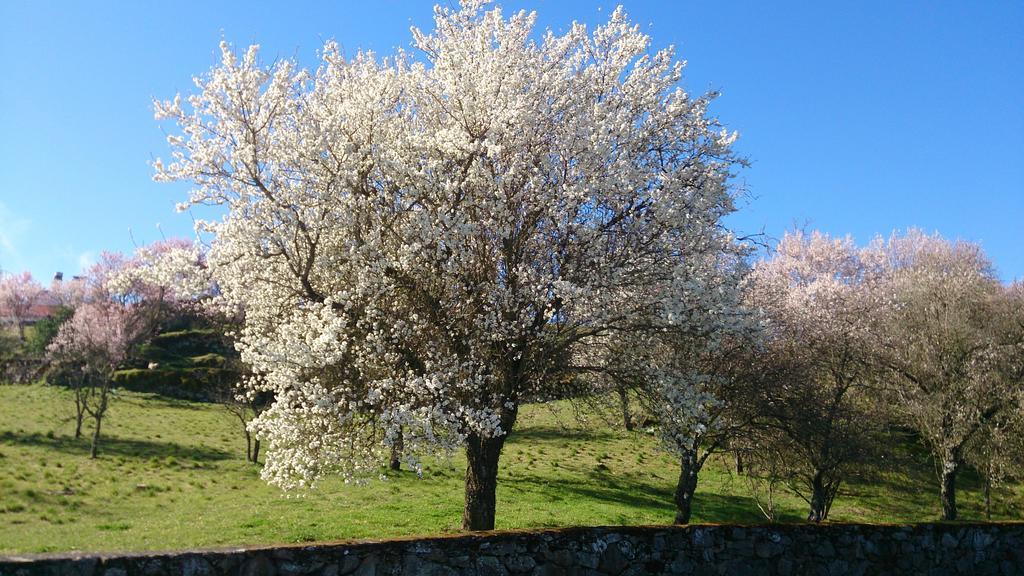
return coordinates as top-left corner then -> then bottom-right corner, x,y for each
0,271 -> 45,341
155,2 -> 745,529
872,230 -> 1020,521
47,253 -> 155,457
746,231 -> 894,522
602,247 -> 756,525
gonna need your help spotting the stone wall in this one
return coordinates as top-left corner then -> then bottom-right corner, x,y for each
2,523 -> 1022,576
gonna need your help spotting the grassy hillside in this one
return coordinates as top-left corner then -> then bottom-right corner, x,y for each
111,326 -> 238,401
0,383 -> 1020,554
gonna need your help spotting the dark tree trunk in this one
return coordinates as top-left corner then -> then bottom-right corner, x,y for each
252,438 -> 261,464
89,415 -> 102,459
72,383 -> 86,439
74,406 -> 84,439
673,449 -> 700,524
617,385 -> 633,431
941,463 -> 959,521
807,471 -> 830,523
734,451 -> 744,475
244,429 -> 252,462
463,432 -> 507,531
984,473 -> 992,520
389,428 -> 404,471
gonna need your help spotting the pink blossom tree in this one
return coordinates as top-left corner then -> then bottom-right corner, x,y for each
744,230 -> 890,522
48,300 -> 150,457
0,271 -> 44,341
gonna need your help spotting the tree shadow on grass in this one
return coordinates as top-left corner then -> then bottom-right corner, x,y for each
0,430 -> 232,462
113,392 -> 211,411
504,467 -> 786,524
508,425 -> 618,445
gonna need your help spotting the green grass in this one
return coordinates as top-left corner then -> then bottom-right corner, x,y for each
0,384 -> 1020,555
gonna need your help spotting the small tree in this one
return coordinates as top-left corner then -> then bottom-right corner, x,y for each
649,332 -> 762,525
219,375 -> 271,464
49,300 -> 150,457
0,271 -> 44,341
967,411 -> 1024,519
872,229 -> 1017,521
608,251 -> 758,526
156,2 -> 746,530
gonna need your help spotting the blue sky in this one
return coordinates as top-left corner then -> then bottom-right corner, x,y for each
1,1 -> 1021,282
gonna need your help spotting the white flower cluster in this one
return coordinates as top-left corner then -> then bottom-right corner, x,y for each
107,239 -> 212,304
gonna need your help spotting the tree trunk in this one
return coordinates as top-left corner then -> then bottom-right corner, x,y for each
940,461 -> 958,521
16,322 -> 25,341
89,415 -> 102,459
673,449 -> 700,524
617,385 -> 633,431
389,428 -> 404,471
74,404 -> 84,439
807,471 -> 829,523
984,474 -> 992,521
734,451 -> 744,475
244,429 -> 252,462
252,438 -> 261,464
463,432 -> 507,531
72,383 -> 86,439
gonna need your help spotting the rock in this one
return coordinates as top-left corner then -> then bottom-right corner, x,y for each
531,564 -> 567,576
597,544 -> 628,575
545,549 -> 573,567
504,554 -> 537,574
241,555 -> 277,576
338,555 -> 361,575
827,560 -> 849,576
352,556 -> 376,576
278,561 -> 308,576
817,540 -> 836,558
576,552 -> 599,569
669,558 -> 694,574
753,541 -> 774,559
956,555 -> 975,574
973,531 -> 995,550
477,556 -> 508,576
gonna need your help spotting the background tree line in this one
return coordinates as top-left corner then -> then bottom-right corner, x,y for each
4,228 -> 1018,527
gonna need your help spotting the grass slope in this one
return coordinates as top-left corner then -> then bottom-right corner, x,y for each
0,384 -> 1020,554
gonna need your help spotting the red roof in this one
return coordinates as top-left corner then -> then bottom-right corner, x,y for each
0,290 -> 63,322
